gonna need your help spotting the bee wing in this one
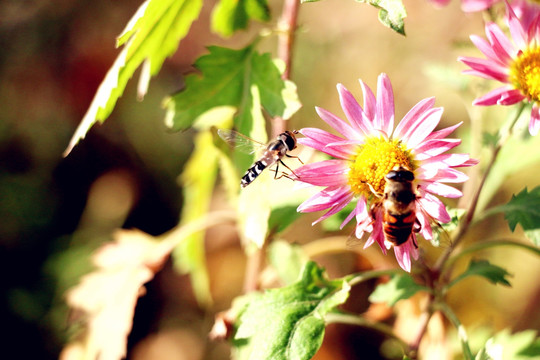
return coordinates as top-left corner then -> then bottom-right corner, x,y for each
217,129 -> 266,155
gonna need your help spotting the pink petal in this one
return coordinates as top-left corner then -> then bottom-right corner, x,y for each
401,107 -> 444,149
470,34 -> 505,67
299,128 -> 354,159
507,2 -> 527,49
484,22 -> 515,63
460,57 -> 509,83
461,0 -> 498,12
498,89 -> 527,105
294,160 -> 349,187
394,97 -> 436,141
297,185 -> 349,212
473,86 -> 524,106
418,193 -> 451,223
415,210 -> 433,240
312,195 -> 354,225
394,242 -> 413,272
424,182 -> 463,198
430,0 -> 451,7
375,73 -> 395,135
364,216 -> 386,254
424,122 -> 462,141
430,167 -> 470,183
530,104 -> 540,136
422,153 -> 472,167
359,79 -> 376,122
414,138 -> 461,161
315,107 -> 360,139
337,84 -> 373,136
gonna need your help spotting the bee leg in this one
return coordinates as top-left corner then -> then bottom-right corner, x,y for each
362,181 -> 383,198
285,153 -> 304,165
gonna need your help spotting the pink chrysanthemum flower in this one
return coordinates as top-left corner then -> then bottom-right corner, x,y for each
459,1 -> 540,135
295,73 -> 476,272
429,0 -> 500,12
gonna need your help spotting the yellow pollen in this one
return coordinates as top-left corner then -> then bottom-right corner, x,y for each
510,47 -> 540,102
347,137 -> 414,197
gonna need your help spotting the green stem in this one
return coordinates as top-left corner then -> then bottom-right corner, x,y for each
325,312 -> 408,350
436,302 -> 474,360
444,239 -> 540,272
433,102 -> 527,272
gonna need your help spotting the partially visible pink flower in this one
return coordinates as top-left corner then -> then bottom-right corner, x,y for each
429,0 -> 500,12
295,74 -> 476,272
459,1 -> 540,135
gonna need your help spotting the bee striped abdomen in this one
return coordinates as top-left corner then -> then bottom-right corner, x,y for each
382,211 -> 416,246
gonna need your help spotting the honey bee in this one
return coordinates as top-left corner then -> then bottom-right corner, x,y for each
370,167 -> 419,248
217,129 -> 303,188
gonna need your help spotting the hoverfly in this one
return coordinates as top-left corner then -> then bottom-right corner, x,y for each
217,129 -> 303,188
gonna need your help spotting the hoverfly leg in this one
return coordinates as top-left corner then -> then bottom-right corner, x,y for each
285,153 -> 304,165
274,159 -> 300,181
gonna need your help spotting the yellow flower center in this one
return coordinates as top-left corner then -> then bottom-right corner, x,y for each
510,47 -> 540,102
347,137 -> 414,197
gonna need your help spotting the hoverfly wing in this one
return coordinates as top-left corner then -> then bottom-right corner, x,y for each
217,129 -> 266,155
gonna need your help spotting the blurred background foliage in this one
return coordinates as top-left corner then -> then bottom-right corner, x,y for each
1,0 -> 539,359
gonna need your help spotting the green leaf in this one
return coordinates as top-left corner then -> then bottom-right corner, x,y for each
268,240 -> 308,285
268,205 -> 302,234
64,0 -> 203,156
211,0 -> 270,37
368,274 -> 429,306
477,329 -> 540,360
482,131 -> 500,148
164,45 -> 301,135
356,0 -> 407,35
233,261 -> 350,360
448,259 -> 512,290
503,187 -> 540,246
172,130 -> 219,307
477,128 -> 540,216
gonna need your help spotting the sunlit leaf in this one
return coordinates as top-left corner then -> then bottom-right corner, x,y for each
211,0 -> 270,37
369,274 -> 429,306
448,259 -> 512,289
164,45 -> 301,135
300,0 -> 406,35
233,261 -> 350,360
172,131 -> 219,306
236,85 -> 271,249
64,0 -> 202,156
476,329 -> 540,360
64,230 -> 177,360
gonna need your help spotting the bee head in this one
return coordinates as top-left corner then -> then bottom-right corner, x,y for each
386,167 -> 414,182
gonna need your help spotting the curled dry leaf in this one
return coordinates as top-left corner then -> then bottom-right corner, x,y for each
64,229 -> 176,360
